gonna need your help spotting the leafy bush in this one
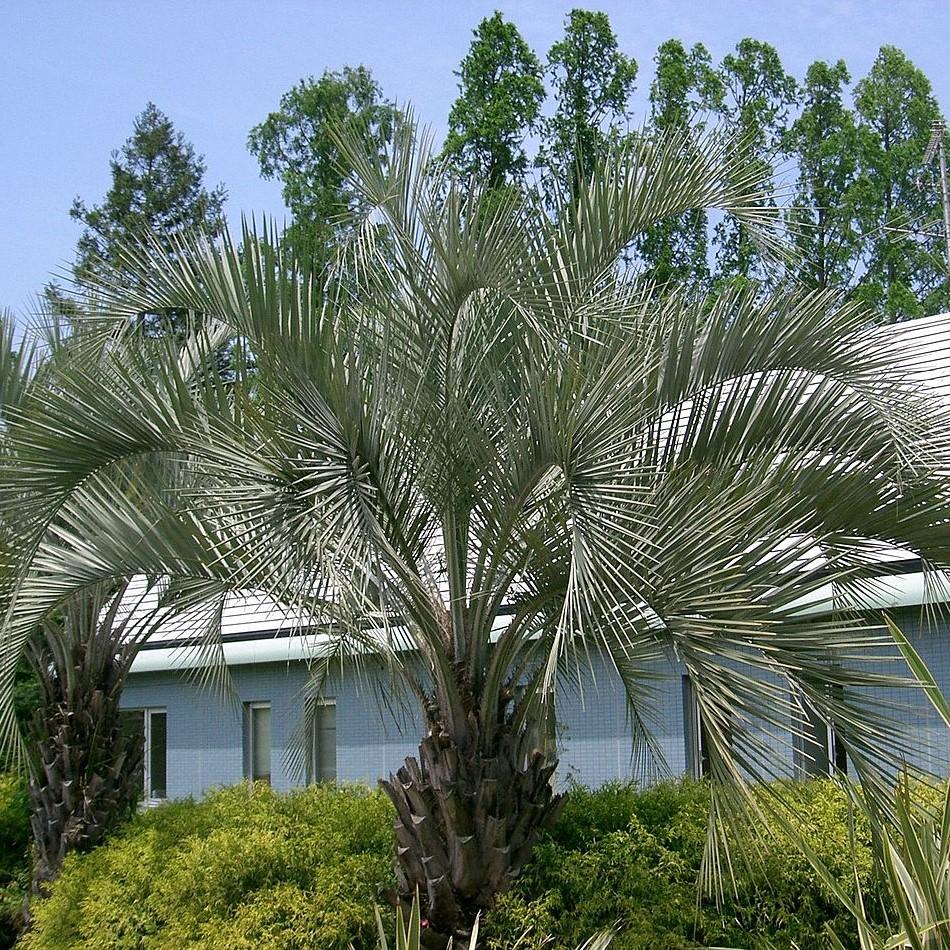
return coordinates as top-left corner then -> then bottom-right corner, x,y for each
484,779 -> 882,949
21,783 -> 396,950
22,778 -> 887,949
0,771 -> 30,949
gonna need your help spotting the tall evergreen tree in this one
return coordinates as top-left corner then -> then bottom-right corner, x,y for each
442,12 -> 545,189
248,66 -> 401,268
851,46 -> 947,321
783,60 -> 862,292
713,39 -> 797,283
637,39 -> 722,287
69,103 -> 226,334
539,8 -> 637,200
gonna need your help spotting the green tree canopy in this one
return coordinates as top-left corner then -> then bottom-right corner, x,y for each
442,11 -> 545,188
248,66 -> 401,268
540,8 -> 637,199
713,39 -> 798,282
636,39 -> 722,286
851,45 -> 948,321
783,60 -> 862,292
69,103 -> 226,334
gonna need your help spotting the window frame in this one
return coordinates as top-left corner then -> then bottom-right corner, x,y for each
306,697 -> 337,785
244,701 -> 272,785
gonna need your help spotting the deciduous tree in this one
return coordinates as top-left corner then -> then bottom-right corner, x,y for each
248,67 -> 401,268
636,39 -> 722,287
713,39 -> 797,283
540,8 -> 637,200
442,12 -> 545,189
851,46 -> 947,321
783,60 -> 861,292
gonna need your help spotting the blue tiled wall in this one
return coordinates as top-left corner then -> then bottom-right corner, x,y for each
121,606 -> 950,800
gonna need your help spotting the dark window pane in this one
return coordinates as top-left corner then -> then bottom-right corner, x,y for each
120,711 -> 145,797
149,711 -> 167,799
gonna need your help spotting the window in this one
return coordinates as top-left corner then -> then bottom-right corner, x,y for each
682,676 -> 709,779
119,708 -> 167,802
244,702 -> 272,785
307,699 -> 337,784
793,687 -> 847,778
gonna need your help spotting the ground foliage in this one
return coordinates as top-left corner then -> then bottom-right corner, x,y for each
20,780 -> 889,950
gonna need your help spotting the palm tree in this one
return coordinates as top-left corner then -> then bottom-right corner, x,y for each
0,315 -> 222,898
3,125 -> 950,944
24,580 -> 162,892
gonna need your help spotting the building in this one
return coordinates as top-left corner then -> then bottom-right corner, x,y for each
119,313 -> 950,804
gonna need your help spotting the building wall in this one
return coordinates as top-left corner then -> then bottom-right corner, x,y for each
121,606 -> 950,800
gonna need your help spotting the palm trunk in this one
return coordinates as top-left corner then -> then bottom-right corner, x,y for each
27,687 -> 143,894
380,705 -> 563,946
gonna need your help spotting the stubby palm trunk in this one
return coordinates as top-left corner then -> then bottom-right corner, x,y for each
27,688 -> 143,893
24,582 -> 150,899
380,703 -> 563,946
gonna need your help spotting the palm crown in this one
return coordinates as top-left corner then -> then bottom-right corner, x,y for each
3,123 -> 950,941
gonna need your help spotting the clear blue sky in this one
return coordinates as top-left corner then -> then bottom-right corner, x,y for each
2,1 -> 949,316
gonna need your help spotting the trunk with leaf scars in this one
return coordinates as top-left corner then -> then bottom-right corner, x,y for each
380,678 -> 563,947
26,687 -> 143,893
24,593 -> 146,897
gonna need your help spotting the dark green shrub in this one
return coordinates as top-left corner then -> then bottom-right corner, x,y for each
484,779 -> 881,949
21,783 -> 396,949
0,772 -> 30,949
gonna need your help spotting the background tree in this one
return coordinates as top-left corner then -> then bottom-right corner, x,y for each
248,66 -> 401,269
851,45 -> 947,321
69,103 -> 227,336
713,39 -> 798,283
441,12 -> 545,189
783,60 -> 861,292
539,8 -> 637,200
636,39 -> 723,287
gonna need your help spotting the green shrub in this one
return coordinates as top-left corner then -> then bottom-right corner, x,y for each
0,772 -> 30,949
484,779 -> 881,949
22,783 -> 396,950
22,778 -> 888,949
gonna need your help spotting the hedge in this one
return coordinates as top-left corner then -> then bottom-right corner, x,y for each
21,779 -> 883,949
0,773 -> 30,950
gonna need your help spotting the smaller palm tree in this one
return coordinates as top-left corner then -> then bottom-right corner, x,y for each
24,580 -> 162,892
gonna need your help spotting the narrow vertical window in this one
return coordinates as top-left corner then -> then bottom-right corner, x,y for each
308,699 -> 337,783
148,710 -> 167,800
120,708 -> 167,802
245,702 -> 272,785
794,686 -> 847,778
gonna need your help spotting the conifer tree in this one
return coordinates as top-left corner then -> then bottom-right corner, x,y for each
70,103 -> 226,335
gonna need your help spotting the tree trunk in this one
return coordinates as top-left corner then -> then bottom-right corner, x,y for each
380,709 -> 563,947
27,688 -> 143,895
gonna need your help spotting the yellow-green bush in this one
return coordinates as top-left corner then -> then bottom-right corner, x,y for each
21,783 -> 396,950
22,778 -> 891,949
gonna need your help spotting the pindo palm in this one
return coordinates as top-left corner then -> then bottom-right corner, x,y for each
3,120 -> 950,945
